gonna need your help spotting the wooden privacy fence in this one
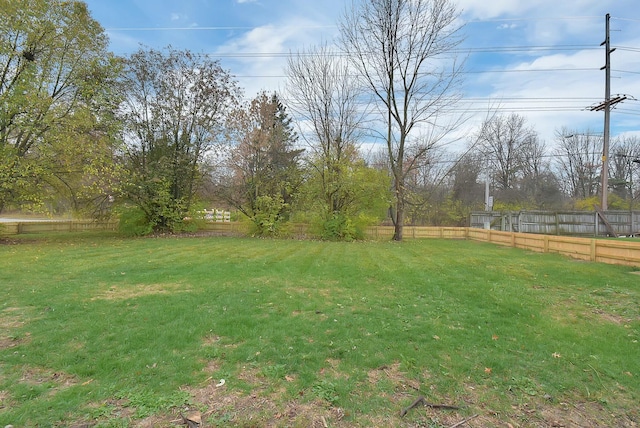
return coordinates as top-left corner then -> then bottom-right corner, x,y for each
365,226 -> 640,267
2,220 -> 639,268
364,225 -> 468,240
0,220 -> 118,235
470,210 -> 640,237
205,223 -> 640,268
466,228 -> 640,268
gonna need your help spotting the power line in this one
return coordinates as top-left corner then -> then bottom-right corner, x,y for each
613,69 -> 640,75
465,16 -> 604,23
103,15 -> 611,32
105,25 -> 336,31
169,44 -> 601,59
100,14 -> 640,135
611,17 -> 640,23
232,67 -> 601,79
615,46 -> 640,53
461,67 -> 598,74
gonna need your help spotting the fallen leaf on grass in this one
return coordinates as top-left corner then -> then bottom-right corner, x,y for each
186,412 -> 201,424
552,352 -> 561,358
484,367 -> 492,374
492,334 -> 499,340
180,412 -> 201,428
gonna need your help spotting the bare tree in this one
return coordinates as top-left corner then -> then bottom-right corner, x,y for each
285,42 -> 367,220
554,129 -> 602,200
451,152 -> 484,208
610,136 -> 640,203
339,0 -> 465,240
477,114 -> 536,192
403,145 -> 452,224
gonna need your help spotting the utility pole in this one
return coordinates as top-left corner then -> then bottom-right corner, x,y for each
600,13 -> 613,211
589,15 -> 637,214
599,14 -> 613,211
602,13 -> 613,211
590,14 -> 626,210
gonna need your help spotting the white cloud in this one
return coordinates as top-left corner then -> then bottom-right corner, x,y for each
457,0 -> 600,21
214,17 -> 338,99
453,0 -> 640,146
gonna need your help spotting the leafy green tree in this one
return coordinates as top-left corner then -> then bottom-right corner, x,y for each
302,159 -> 391,240
0,0 -> 119,213
219,92 -> 303,236
118,47 -> 241,233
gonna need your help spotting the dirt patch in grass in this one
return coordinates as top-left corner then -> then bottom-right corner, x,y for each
363,362 -> 468,427
0,307 -> 32,350
0,237 -> 21,245
201,334 -> 222,346
546,299 -> 637,326
0,307 -> 28,329
592,308 -> 632,325
183,380 -> 346,428
539,400 -> 638,428
65,367 -> 639,428
4,356 -> 636,428
18,366 -> 79,389
367,362 -> 413,387
90,283 -> 192,301
0,390 -> 13,412
117,364 -> 348,427
0,332 -> 30,351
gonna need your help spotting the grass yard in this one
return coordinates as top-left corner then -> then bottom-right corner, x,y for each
0,233 -> 638,427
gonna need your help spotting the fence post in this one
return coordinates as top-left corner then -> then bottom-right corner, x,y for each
518,213 -> 522,233
590,239 -> 597,262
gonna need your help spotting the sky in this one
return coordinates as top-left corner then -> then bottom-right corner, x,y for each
81,0 -> 640,151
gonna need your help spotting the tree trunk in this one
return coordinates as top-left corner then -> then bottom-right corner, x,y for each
393,184 -> 404,241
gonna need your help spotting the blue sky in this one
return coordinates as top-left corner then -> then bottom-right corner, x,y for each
82,0 -> 640,148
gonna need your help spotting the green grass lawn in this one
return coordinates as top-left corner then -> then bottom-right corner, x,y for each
1,233 -> 638,427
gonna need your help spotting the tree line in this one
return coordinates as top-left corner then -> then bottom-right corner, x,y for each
2,0 -> 639,240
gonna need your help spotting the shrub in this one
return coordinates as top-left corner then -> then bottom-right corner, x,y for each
321,213 -> 360,241
117,206 -> 153,236
248,195 -> 290,237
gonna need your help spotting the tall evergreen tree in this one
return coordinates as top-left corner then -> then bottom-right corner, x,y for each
219,92 -> 303,236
